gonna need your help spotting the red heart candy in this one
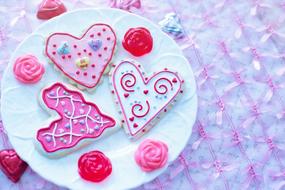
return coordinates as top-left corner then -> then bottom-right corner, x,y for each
37,0 -> 67,20
0,149 -> 28,183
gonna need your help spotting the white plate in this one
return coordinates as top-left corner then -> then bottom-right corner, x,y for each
1,8 -> 197,190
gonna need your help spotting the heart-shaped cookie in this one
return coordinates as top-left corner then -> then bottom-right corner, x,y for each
37,0 -> 67,20
37,83 -> 116,155
110,60 -> 184,138
46,24 -> 116,89
0,149 -> 28,183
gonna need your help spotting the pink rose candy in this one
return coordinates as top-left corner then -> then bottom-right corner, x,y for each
135,139 -> 168,172
13,55 -> 45,84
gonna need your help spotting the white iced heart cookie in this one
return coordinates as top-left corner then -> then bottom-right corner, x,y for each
110,60 -> 184,138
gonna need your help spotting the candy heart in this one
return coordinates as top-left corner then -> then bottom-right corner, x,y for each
57,41 -> 70,55
37,83 -> 116,154
0,149 -> 28,183
37,0 -> 67,20
159,13 -> 185,39
46,24 -> 116,89
111,61 -> 183,138
88,39 -> 102,51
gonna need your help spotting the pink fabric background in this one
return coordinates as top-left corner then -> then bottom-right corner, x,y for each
0,0 -> 285,189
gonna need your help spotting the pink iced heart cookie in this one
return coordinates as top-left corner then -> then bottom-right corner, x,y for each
110,60 -> 184,138
36,83 -> 116,156
46,24 -> 116,89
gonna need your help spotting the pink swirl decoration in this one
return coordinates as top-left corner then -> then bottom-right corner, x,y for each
13,55 -> 45,84
154,77 -> 173,94
132,100 -> 150,118
120,73 -> 136,92
135,139 -> 168,172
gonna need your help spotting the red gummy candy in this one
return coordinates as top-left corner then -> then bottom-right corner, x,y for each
37,0 -> 67,20
122,27 -> 153,57
78,150 -> 112,183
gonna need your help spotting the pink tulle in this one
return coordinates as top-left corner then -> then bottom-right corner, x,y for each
110,0 -> 141,11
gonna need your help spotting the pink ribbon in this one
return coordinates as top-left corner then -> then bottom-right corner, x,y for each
110,0 -> 141,11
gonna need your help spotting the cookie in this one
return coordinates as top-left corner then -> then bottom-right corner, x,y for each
36,83 -> 116,157
45,24 -> 116,90
110,60 -> 184,139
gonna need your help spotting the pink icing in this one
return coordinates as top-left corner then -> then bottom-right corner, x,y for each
37,0 -> 67,20
13,55 -> 45,84
46,24 -> 116,89
135,139 -> 168,172
132,100 -> 150,118
154,77 -> 173,94
37,83 -> 116,153
112,61 -> 183,137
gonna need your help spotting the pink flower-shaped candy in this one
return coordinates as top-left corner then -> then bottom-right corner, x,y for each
13,55 -> 45,84
135,139 -> 168,172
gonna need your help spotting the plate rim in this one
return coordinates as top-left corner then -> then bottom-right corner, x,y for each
1,8 -> 198,190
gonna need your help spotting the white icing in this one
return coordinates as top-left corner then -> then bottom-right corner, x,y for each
1,8 -> 197,190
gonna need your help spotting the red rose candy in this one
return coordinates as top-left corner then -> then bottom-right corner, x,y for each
122,27 -> 153,57
78,151 -> 112,182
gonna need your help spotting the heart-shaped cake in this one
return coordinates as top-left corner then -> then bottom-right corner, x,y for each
36,83 -> 116,156
46,24 -> 116,89
110,60 -> 184,138
0,149 -> 28,183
